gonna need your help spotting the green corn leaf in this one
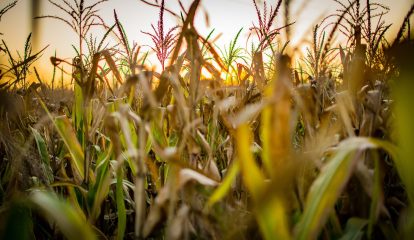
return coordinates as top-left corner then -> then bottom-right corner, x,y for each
55,116 -> 85,183
116,168 -> 126,240
30,127 -> 50,165
30,191 -> 96,240
73,82 -> 85,145
38,98 -> 85,184
88,147 -> 112,223
1,202 -> 35,240
30,127 -> 53,184
296,148 -> 356,239
393,61 -> 414,204
339,218 -> 368,240
368,152 -> 381,238
296,137 -> 397,240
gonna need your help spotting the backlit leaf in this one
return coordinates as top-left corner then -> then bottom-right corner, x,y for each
30,191 -> 96,240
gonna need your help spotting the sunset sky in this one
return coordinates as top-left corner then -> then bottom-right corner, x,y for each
0,0 -> 412,81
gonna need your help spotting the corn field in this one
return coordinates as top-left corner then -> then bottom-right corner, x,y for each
1,0 -> 414,239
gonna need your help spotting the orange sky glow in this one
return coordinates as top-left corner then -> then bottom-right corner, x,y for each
0,0 -> 413,85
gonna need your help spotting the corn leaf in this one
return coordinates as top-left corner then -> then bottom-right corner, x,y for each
236,124 -> 265,200
116,168 -> 126,240
256,197 -> 292,240
55,116 -> 85,183
88,147 -> 112,223
30,191 -> 96,240
30,127 -> 54,184
394,67 -> 414,204
339,218 -> 368,240
73,82 -> 85,145
296,137 -> 397,240
236,124 -> 292,240
207,161 -> 240,207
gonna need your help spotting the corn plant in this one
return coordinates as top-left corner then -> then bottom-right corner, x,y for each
0,34 -> 47,90
36,0 -> 108,59
142,0 -> 178,71
0,0 -> 414,239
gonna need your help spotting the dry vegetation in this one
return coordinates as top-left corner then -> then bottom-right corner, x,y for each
1,0 -> 414,239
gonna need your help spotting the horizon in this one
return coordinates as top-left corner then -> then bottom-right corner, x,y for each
0,0 -> 413,85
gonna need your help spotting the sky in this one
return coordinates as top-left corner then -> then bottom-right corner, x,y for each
0,0 -> 413,82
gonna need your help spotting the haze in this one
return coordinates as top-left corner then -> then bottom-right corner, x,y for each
0,0 -> 412,81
